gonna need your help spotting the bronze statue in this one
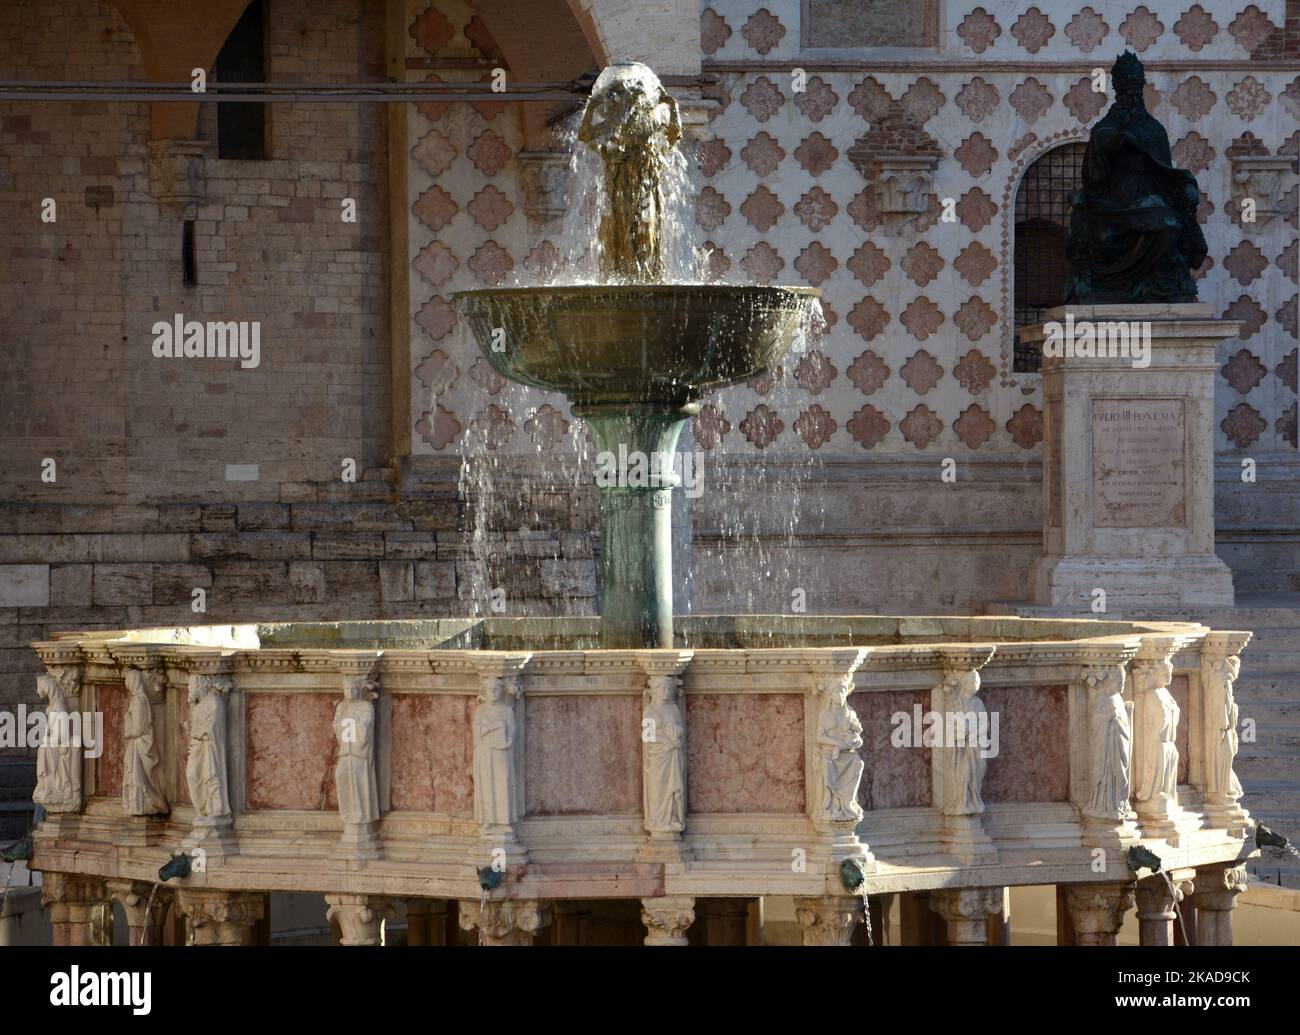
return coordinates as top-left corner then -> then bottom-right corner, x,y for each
577,63 -> 681,282
1063,52 -> 1208,304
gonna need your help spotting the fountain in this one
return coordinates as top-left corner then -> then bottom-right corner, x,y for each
453,63 -> 818,649
24,62 -> 1259,948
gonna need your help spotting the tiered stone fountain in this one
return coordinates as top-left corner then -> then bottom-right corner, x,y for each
456,62 -> 818,650
26,64 -> 1256,948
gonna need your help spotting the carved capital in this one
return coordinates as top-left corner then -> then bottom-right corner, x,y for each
41,872 -> 107,919
794,895 -> 860,946
1192,863 -> 1248,912
42,873 -> 110,946
176,888 -> 265,946
929,886 -> 1004,945
325,893 -> 397,946
1134,874 -> 1184,919
458,898 -> 552,946
1064,882 -> 1136,944
640,896 -> 695,945
106,879 -> 174,945
473,653 -> 532,699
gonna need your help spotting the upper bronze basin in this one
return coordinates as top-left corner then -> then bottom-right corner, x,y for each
453,284 -> 821,407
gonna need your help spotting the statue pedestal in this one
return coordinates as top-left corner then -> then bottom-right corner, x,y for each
1019,304 -> 1238,612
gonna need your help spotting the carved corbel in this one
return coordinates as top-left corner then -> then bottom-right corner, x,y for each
517,151 -> 570,228
147,138 -> 206,216
1230,155 -> 1297,232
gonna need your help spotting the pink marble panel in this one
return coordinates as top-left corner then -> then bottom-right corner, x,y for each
174,690 -> 190,806
1170,673 -> 1190,785
389,693 -> 474,816
93,683 -> 125,798
245,693 -> 338,810
525,695 -> 642,815
686,693 -> 804,813
852,689 -> 932,810
981,684 -> 1070,803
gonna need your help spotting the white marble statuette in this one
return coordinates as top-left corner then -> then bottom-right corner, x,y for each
186,673 -> 232,823
335,673 -> 380,827
642,673 -> 686,836
1082,663 -> 1134,822
815,673 -> 865,824
1131,656 -> 1180,807
473,675 -> 518,832
122,667 -> 168,816
938,666 -> 986,816
1203,653 -> 1244,805
33,666 -> 82,813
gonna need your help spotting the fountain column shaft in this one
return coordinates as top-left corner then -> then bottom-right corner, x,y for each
579,403 -> 694,649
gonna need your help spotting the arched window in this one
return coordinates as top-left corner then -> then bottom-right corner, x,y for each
215,0 -> 268,160
1013,142 -> 1086,372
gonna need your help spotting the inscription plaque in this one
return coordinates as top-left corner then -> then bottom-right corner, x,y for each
1091,398 -> 1186,528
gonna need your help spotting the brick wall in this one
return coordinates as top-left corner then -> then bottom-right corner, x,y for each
0,0 -> 409,779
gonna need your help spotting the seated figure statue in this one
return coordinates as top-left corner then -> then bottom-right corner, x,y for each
1063,52 -> 1208,304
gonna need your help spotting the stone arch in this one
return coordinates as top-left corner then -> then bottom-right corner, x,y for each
109,0 -> 256,139
999,132 -> 1090,379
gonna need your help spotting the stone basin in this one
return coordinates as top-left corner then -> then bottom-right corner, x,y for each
452,284 -> 821,406
30,613 -> 1256,943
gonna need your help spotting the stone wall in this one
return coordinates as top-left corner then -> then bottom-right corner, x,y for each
0,0 -> 407,764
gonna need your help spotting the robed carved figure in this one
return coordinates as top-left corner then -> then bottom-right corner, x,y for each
123,667 -> 168,816
186,674 -> 231,822
1063,52 -> 1208,304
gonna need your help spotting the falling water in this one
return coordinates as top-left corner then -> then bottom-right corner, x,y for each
137,881 -> 162,946
1157,871 -> 1190,946
859,889 -> 874,946
453,74 -> 827,644
477,885 -> 488,946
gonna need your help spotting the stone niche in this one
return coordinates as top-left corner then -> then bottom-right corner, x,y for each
1020,304 -> 1241,611
1229,155 -> 1299,233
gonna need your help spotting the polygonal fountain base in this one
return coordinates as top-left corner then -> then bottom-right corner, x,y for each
32,612 -> 1255,924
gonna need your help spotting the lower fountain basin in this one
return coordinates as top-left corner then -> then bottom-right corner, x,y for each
31,613 -> 1255,911
452,283 -> 821,406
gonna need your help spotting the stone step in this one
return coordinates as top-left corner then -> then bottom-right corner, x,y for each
1238,655 -> 1300,675
1232,703 -> 1300,732
1238,755 -> 1300,779
1239,781 -> 1300,813
1235,678 -> 1300,703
